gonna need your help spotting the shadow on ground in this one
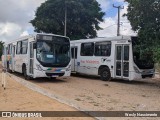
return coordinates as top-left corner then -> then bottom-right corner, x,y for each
7,71 -> 160,89
72,73 -> 160,88
8,72 -> 67,83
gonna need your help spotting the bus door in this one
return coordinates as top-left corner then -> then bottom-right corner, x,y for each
115,45 -> 130,79
12,45 -> 16,71
28,42 -> 34,76
71,47 -> 78,72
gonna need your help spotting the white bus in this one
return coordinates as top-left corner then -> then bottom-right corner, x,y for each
71,36 -> 155,81
2,33 -> 71,79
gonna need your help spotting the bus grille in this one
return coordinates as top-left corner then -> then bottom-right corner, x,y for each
45,72 -> 65,77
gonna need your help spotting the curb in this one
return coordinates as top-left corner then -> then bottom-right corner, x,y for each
8,73 -> 102,120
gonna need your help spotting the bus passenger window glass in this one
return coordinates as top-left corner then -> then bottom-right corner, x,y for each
124,46 -> 129,60
10,45 -> 12,54
116,61 -> 121,76
75,48 -> 77,59
30,43 -> 34,58
7,45 -> 9,54
22,40 -> 28,54
13,46 -> 15,57
7,44 -> 12,54
95,42 -> 111,56
71,48 -> 74,58
16,42 -> 21,54
81,43 -> 94,56
71,48 -> 77,59
116,46 -> 122,60
123,62 -> 129,77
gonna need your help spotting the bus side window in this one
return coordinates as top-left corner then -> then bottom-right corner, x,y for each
13,46 -> 16,57
22,40 -> 28,54
16,41 -> 22,54
95,42 -> 111,56
71,48 -> 74,58
9,44 -> 12,54
6,47 -> 8,55
7,44 -> 12,55
71,48 -> 77,59
7,45 -> 10,54
80,43 -> 94,56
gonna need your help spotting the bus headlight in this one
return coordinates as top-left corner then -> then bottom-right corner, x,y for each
134,66 -> 140,73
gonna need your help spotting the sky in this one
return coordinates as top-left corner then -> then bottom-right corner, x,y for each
0,0 -> 136,42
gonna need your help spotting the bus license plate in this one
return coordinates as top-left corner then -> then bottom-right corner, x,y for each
52,75 -> 59,77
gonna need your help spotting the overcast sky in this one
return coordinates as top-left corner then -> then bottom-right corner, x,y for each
0,0 -> 136,42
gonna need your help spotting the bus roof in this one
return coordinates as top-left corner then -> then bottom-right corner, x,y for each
71,36 -> 137,43
4,33 -> 69,45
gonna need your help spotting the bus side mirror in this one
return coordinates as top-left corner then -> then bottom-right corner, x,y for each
33,43 -> 37,49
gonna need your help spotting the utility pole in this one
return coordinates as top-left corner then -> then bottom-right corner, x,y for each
113,4 -> 124,36
64,0 -> 67,36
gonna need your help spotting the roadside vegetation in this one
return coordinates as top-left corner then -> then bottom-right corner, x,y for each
30,0 -> 105,40
125,0 -> 160,68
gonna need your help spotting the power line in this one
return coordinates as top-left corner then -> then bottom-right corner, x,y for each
113,4 -> 124,36
103,24 -> 116,29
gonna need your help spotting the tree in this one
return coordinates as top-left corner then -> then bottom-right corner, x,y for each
125,0 -> 160,62
30,0 -> 105,40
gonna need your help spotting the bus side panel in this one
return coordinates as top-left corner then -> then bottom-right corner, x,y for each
74,42 -> 113,76
14,54 -> 28,73
14,40 -> 29,73
77,56 -> 98,75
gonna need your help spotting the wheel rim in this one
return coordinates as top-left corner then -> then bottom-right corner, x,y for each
102,71 -> 108,78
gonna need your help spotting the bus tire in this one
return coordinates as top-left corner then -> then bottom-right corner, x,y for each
100,67 -> 111,81
22,65 -> 30,80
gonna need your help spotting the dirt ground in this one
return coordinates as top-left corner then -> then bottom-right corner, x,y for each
27,73 -> 160,120
1,60 -> 160,120
0,63 -> 94,120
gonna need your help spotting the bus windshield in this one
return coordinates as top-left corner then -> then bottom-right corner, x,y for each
132,37 -> 154,69
36,35 -> 70,67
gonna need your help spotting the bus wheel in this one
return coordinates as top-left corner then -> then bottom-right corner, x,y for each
100,67 -> 111,81
23,66 -> 30,80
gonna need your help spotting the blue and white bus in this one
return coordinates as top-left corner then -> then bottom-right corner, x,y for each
2,33 -> 71,79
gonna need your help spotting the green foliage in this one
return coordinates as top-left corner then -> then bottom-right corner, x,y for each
30,0 -> 105,40
0,41 -> 4,60
125,0 -> 160,63
153,46 -> 160,63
